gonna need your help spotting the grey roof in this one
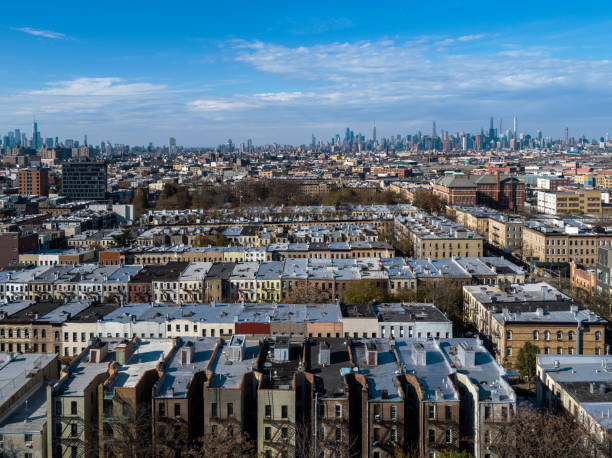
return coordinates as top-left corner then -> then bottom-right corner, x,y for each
207,337 -> 260,389
155,337 -> 218,398
351,339 -> 402,401
0,353 -> 56,406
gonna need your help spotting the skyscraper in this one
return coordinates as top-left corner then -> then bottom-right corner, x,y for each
513,116 -> 518,138
372,122 -> 376,142
489,117 -> 495,140
432,121 -> 437,139
32,121 -> 41,149
14,129 -> 21,146
168,137 -> 176,153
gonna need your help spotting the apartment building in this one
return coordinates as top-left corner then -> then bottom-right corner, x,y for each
375,302 -> 453,340
463,282 -> 575,340
537,189 -> 603,215
18,167 -> 49,197
98,338 -> 174,457
596,246 -> 612,296
305,338 -> 354,458
204,336 -> 261,441
491,307 -> 607,369
350,339 -> 406,458
152,338 -> 217,454
49,340 -> 116,458
487,214 -> 524,252
537,355 -> 612,453
394,214 -> 484,259
0,353 -> 59,458
522,221 -> 612,267
257,336 -> 308,457
0,300 -> 91,354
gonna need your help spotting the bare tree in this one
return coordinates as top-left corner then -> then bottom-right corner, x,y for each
187,423 -> 255,457
488,403 -> 606,458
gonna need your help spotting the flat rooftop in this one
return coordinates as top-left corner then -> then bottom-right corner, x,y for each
110,339 -> 174,388
351,339 -> 402,401
207,337 -> 260,389
0,353 -> 56,406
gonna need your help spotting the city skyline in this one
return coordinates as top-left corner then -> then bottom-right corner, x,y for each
3,1 -> 612,144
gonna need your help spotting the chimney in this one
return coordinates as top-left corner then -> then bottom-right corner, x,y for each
366,342 -> 378,366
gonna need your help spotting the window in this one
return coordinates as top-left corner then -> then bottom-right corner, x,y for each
428,405 -> 435,419
71,423 -> 78,437
557,331 -> 563,341
501,406 -> 508,419
373,428 -> 380,441
445,429 -> 452,443
174,403 -> 181,417
227,403 -> 234,417
335,427 -> 342,441
159,403 -> 165,417
335,404 -> 342,418
544,331 -> 550,341
24,433 -> 33,442
281,427 -> 288,440
568,331 -> 574,341
390,405 -> 397,420
506,330 -> 512,340
485,406 -> 491,419
211,403 -> 217,417
533,331 -> 539,341
506,347 -> 512,356
55,400 -> 62,415
71,401 -> 77,415
596,331 -> 601,341
428,429 -> 435,443
445,405 -> 452,420
55,422 -> 62,437
265,404 -> 272,418
264,427 -> 271,441
71,446 -> 78,458
391,427 -> 398,442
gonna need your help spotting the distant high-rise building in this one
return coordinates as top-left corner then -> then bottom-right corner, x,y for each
168,137 -> 176,153
32,121 -> 41,149
65,139 -> 74,149
311,134 -> 316,148
247,138 -> 253,152
14,129 -> 21,146
432,121 -> 437,139
513,116 -> 518,138
45,137 -> 53,148
565,126 -> 569,145
84,134 -> 88,146
372,122 -> 377,142
489,117 -> 495,140
62,161 -> 107,200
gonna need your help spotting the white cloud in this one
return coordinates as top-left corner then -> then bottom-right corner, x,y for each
26,77 -> 166,97
13,27 -> 71,40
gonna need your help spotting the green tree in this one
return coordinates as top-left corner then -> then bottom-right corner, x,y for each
516,342 -> 538,377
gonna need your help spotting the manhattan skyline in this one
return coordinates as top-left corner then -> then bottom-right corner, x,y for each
3,1 -> 612,145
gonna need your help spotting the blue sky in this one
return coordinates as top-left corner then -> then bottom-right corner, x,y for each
3,1 -> 612,146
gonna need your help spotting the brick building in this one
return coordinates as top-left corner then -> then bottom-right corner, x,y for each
433,173 -> 525,211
